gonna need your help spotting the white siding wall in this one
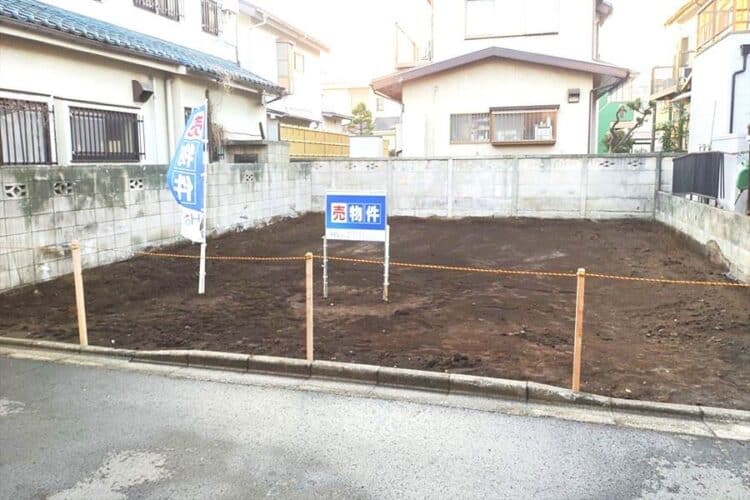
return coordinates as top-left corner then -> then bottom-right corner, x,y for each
400,59 -> 594,156
689,33 -> 750,153
237,16 -> 323,123
430,0 -> 597,62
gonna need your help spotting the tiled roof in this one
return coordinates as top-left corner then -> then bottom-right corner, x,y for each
0,0 -> 283,93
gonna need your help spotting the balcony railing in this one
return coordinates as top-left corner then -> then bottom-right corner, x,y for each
133,0 -> 181,21
697,0 -> 750,51
201,0 -> 220,35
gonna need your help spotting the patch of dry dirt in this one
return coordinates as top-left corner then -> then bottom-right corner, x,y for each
2,214 -> 748,408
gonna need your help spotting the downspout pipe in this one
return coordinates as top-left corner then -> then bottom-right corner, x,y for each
729,44 -> 750,134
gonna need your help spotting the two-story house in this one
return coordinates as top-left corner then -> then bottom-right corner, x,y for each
659,0 -> 750,212
0,0 -> 285,167
372,0 -> 629,156
663,0 -> 749,154
237,1 -> 328,137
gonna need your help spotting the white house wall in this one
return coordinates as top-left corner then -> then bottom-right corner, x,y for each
1,35 -> 267,165
237,16 -> 323,123
430,0 -> 597,62
689,33 -> 750,153
400,59 -> 594,156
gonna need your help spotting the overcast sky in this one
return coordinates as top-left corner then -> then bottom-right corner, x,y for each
248,0 -> 687,82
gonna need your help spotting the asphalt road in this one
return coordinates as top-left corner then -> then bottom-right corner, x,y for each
1,355 -> 748,499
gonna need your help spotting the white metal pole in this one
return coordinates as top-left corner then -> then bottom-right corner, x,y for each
383,224 -> 390,302
198,100 -> 208,295
322,235 -> 328,299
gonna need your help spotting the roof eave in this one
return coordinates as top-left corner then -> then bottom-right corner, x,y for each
372,47 -> 629,102
0,16 -> 281,96
239,1 -> 329,53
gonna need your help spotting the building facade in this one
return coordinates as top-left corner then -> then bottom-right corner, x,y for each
661,0 -> 750,211
373,0 -> 627,156
0,0 -> 329,168
237,1 -> 328,134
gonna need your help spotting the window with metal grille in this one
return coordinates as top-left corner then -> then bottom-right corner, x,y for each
490,106 -> 558,145
70,107 -> 144,163
201,0 -> 220,35
133,0 -> 181,21
0,98 -> 54,166
449,113 -> 490,143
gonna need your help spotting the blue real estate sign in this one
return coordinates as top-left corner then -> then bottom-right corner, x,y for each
325,192 -> 387,242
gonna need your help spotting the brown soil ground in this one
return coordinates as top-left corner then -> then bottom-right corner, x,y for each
2,214 -> 748,409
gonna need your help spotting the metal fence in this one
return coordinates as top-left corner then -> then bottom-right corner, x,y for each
0,98 -> 55,166
69,107 -> 145,163
133,0 -> 181,21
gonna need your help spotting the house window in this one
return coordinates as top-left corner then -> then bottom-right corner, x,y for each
376,98 -> 384,112
201,0 -> 220,35
184,107 -> 193,125
277,41 -> 294,92
133,0 -> 181,21
0,98 -> 54,165
490,106 -> 558,145
69,107 -> 144,162
465,0 -> 560,39
294,52 -> 305,73
449,113 -> 490,143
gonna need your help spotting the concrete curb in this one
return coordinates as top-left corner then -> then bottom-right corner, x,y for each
1,336 -> 748,423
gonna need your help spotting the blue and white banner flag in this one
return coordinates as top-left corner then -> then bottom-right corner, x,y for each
166,105 -> 207,243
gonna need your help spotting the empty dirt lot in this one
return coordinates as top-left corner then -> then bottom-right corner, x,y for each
2,214 -> 748,409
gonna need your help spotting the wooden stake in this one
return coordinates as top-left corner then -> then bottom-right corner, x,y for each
305,252 -> 314,362
571,268 -> 586,391
71,240 -> 88,347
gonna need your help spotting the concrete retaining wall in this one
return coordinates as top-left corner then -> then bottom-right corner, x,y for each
655,192 -> 750,282
0,163 -> 311,292
307,155 -> 675,218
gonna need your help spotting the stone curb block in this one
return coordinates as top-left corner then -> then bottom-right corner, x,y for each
0,337 -> 82,353
80,345 -> 136,358
378,366 -> 450,393
2,336 -> 749,422
188,351 -> 249,371
527,382 -> 611,408
132,350 -> 189,366
699,406 -> 750,423
610,397 -> 702,419
311,360 -> 379,383
450,373 -> 527,401
248,355 -> 311,377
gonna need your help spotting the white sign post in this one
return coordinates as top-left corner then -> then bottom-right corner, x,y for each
324,192 -> 389,302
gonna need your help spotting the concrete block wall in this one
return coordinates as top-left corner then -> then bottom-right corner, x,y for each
655,192 -> 750,282
308,155 -> 667,218
0,163 -> 311,292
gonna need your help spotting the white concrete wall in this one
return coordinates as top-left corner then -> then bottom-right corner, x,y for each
430,0 -> 597,62
237,15 -> 323,123
656,192 -> 750,282
0,163 -> 311,292
308,155 -> 663,218
0,36 -> 266,165
350,136 -> 385,158
401,59 -> 594,156
689,33 -> 750,153
40,0 -> 239,61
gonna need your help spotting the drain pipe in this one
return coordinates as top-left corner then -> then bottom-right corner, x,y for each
729,44 -> 750,134
165,77 -> 175,158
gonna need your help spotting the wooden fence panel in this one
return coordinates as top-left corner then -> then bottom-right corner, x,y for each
280,125 -> 350,158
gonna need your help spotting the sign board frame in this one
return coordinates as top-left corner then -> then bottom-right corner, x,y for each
323,191 -> 390,301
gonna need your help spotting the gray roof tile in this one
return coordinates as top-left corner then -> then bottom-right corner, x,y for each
0,0 -> 283,93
